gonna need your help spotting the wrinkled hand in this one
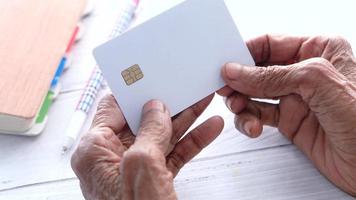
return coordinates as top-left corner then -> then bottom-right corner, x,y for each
219,35 -> 356,195
71,95 -> 224,200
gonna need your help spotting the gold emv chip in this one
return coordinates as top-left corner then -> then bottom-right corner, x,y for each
121,64 -> 144,86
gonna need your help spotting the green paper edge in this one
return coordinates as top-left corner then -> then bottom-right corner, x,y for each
35,91 -> 55,124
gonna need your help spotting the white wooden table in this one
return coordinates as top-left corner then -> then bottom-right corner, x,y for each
1,0 -> 356,199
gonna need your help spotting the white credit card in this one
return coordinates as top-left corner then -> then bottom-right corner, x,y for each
93,0 -> 254,135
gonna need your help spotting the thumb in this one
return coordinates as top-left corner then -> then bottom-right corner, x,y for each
120,100 -> 176,199
134,100 -> 173,155
221,58 -> 338,101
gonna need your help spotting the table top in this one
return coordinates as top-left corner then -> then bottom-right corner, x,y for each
1,0 -> 356,199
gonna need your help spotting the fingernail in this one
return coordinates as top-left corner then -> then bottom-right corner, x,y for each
225,63 -> 242,80
143,100 -> 165,114
244,121 -> 254,136
224,97 -> 233,112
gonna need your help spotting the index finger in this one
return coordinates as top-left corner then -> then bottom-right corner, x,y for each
248,35 -> 310,65
92,95 -> 126,133
170,94 -> 214,146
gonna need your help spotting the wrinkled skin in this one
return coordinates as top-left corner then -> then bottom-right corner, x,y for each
219,35 -> 356,196
71,95 -> 224,200
72,34 -> 356,199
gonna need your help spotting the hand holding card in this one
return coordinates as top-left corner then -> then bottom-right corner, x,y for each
93,0 -> 254,135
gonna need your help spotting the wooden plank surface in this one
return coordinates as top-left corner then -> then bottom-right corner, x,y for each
0,145 -> 354,200
0,0 -> 86,119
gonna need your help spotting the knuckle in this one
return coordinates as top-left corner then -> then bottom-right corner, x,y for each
97,95 -> 117,113
124,148 -> 154,164
255,67 -> 272,90
297,58 -> 334,84
330,36 -> 352,51
70,152 -> 81,172
257,66 -> 289,97
295,58 -> 342,102
140,118 -> 167,135
188,131 -> 205,149
309,57 -> 333,71
167,152 -> 186,171
93,95 -> 118,126
70,130 -> 108,171
190,102 -> 204,118
308,36 -> 353,59
256,66 -> 270,83
122,147 -> 164,171
71,144 -> 89,174
266,66 -> 286,81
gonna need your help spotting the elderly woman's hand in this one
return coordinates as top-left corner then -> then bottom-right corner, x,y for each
219,35 -> 356,196
71,95 -> 224,200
